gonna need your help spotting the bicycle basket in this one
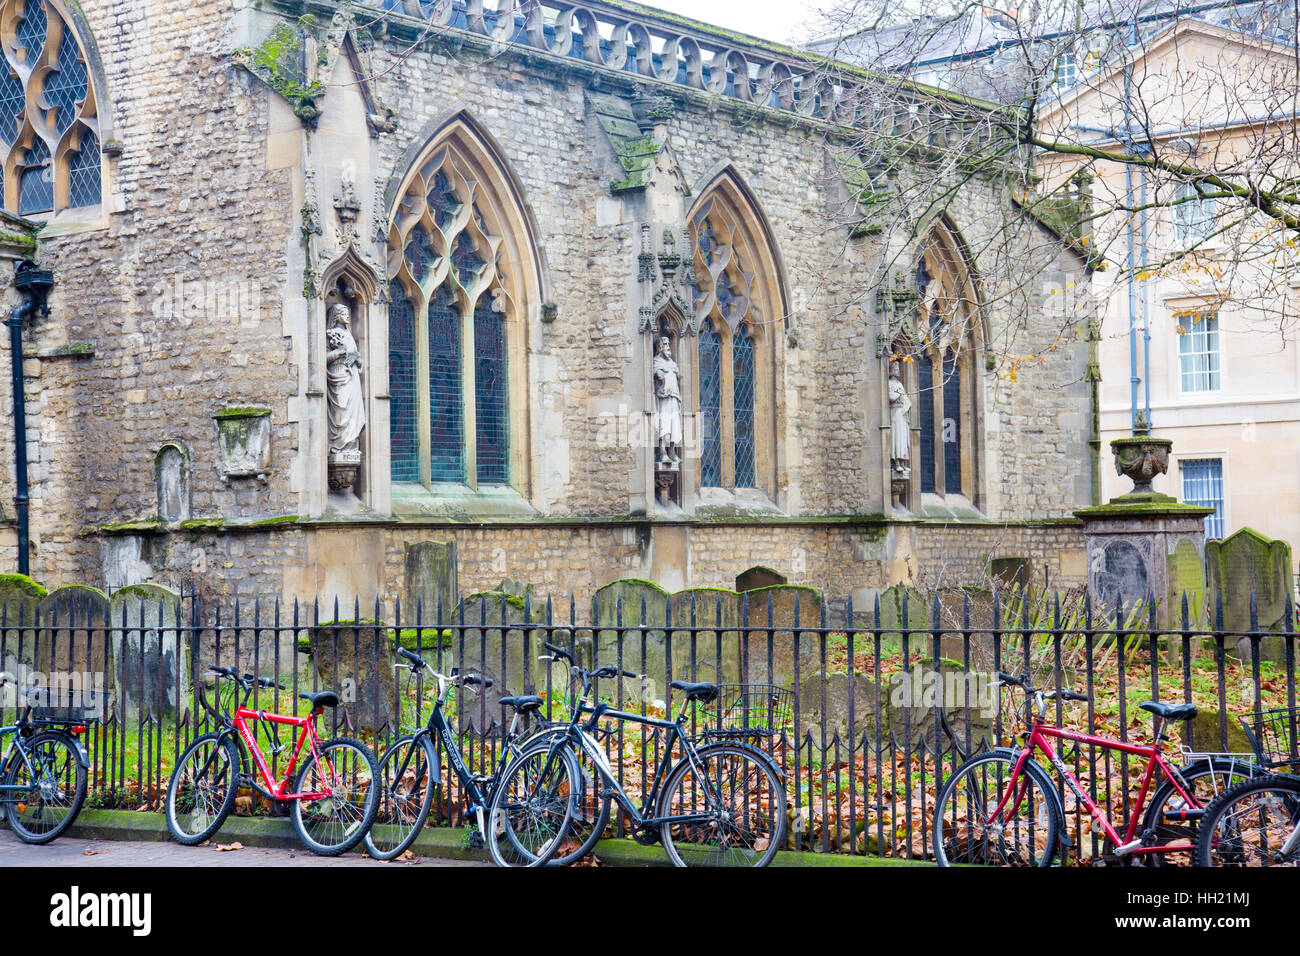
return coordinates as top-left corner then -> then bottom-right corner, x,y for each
27,685 -> 106,724
1239,707 -> 1300,769
698,684 -> 793,740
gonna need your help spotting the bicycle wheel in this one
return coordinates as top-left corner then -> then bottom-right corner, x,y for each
3,731 -> 88,844
485,739 -> 580,867
1137,757 -> 1260,865
522,727 -> 611,866
1195,775 -> 1300,867
365,734 -> 437,861
164,732 -> 240,845
933,750 -> 1061,866
658,742 -> 787,868
291,736 -> 380,857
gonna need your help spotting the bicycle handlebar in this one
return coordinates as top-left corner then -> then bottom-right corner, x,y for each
996,672 -> 1088,703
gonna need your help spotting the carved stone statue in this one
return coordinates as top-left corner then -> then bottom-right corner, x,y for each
327,302 -> 365,457
888,370 -> 911,477
653,335 -> 682,469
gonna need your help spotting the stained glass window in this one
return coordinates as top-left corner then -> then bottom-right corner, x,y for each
389,135 -> 527,493
917,355 -> 935,494
474,297 -> 508,484
429,285 -> 464,482
733,326 -> 755,488
0,0 -> 100,215
18,137 -> 50,215
699,321 -> 723,488
388,281 -> 419,483
942,350 -> 962,495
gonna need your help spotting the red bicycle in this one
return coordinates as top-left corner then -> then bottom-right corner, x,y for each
933,671 -> 1258,866
163,666 -> 379,856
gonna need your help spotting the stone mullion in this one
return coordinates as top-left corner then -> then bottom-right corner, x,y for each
415,284 -> 432,488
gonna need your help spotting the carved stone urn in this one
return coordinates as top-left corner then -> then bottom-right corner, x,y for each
1110,432 -> 1173,495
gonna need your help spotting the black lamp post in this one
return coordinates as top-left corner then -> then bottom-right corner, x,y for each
8,259 -> 53,576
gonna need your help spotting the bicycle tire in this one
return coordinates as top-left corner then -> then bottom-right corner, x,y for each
365,734 -> 438,861
658,741 -> 787,868
3,730 -> 88,844
291,736 -> 380,857
523,727 -> 611,866
1137,757 -> 1260,865
164,732 -> 240,845
933,749 -> 1061,866
1195,774 -> 1300,867
484,738 -> 580,867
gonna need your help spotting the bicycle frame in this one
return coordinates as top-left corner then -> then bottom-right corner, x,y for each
1001,721 -> 1201,858
227,705 -> 331,802
563,702 -> 723,831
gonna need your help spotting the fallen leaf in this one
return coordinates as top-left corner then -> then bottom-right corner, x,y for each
83,848 -> 108,856
214,842 -> 244,852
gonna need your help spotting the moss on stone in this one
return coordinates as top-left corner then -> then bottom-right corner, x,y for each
97,517 -> 164,534
0,573 -> 46,599
178,518 -> 224,531
248,514 -> 299,527
214,406 -> 271,420
231,17 -> 324,128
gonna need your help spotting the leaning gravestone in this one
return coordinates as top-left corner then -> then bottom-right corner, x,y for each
1205,528 -> 1294,664
0,574 -> 46,675
37,586 -> 110,716
668,588 -> 742,686
110,584 -> 186,720
875,585 -> 927,654
799,670 -> 883,745
742,586 -> 822,689
308,620 -> 396,734
451,591 -> 548,731
402,540 -> 457,623
594,579 -> 668,704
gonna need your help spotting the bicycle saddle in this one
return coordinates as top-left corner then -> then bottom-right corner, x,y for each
1140,700 -> 1197,721
499,695 -> 543,714
670,681 -> 718,704
299,691 -> 339,709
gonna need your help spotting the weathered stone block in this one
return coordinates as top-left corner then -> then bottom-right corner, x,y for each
402,540 -> 457,622
1205,528 -> 1294,664
308,620 -> 396,734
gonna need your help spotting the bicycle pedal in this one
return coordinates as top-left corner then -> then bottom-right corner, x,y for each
1111,838 -> 1144,857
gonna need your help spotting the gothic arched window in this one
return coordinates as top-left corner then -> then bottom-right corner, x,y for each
689,171 -> 785,498
899,223 -> 982,504
387,119 -> 536,494
0,0 -> 101,216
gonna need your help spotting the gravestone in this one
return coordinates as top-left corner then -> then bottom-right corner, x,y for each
401,540 -> 457,622
989,557 -> 1032,592
594,579 -> 668,704
308,620 -> 396,734
667,588 -> 742,685
37,585 -> 110,719
875,585 -> 928,654
885,659 -> 995,752
155,442 -> 191,523
0,574 -> 46,675
798,671 -> 882,744
742,585 -> 822,689
451,591 -> 548,730
1205,528 -> 1294,664
110,584 -> 186,719
736,566 -> 787,593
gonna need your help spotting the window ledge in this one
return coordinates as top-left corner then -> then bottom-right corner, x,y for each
694,487 -> 783,518
919,493 -> 984,521
391,482 -> 538,520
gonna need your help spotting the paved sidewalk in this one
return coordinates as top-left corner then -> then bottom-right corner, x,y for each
0,830 -> 484,866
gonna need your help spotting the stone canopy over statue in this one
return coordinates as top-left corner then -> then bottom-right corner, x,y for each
654,335 -> 682,470
326,301 -> 365,492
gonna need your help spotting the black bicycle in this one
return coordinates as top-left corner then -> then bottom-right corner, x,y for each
0,676 -> 93,844
501,641 -> 788,867
365,646 -> 579,867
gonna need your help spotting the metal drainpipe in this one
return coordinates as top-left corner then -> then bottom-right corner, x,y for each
7,259 -> 53,576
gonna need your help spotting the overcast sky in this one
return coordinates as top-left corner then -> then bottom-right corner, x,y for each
647,0 -> 828,46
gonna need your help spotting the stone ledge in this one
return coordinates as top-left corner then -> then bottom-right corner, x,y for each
56,809 -> 924,867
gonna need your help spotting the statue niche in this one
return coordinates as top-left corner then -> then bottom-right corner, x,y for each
326,298 -> 366,494
652,316 -> 684,509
